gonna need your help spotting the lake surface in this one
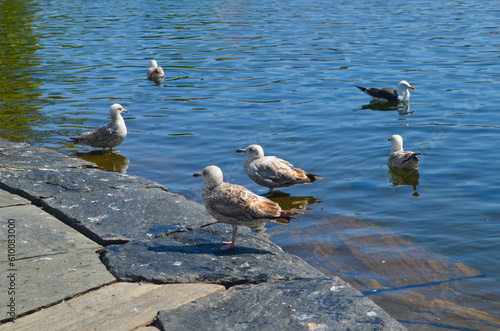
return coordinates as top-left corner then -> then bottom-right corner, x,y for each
2,0 -> 499,325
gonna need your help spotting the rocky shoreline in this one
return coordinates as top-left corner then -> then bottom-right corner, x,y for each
0,138 -> 405,330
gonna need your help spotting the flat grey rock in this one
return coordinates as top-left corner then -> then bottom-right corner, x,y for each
157,277 -> 406,331
0,205 -> 100,261
0,140 -> 215,245
0,283 -> 224,331
101,224 -> 324,286
0,138 -> 93,170
0,190 -> 30,208
0,250 -> 115,317
36,169 -> 213,244
0,202 -> 115,318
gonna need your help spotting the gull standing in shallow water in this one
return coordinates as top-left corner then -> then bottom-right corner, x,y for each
388,134 -> 421,170
193,165 -> 303,250
147,59 -> 165,83
356,80 -> 415,102
70,103 -> 128,153
236,144 -> 323,194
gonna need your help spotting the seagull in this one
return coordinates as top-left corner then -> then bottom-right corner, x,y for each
388,134 -> 421,170
147,60 -> 165,83
356,80 -> 415,102
193,165 -> 303,250
236,144 -> 323,193
70,103 -> 128,153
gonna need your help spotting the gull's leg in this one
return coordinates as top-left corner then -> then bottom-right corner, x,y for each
220,225 -> 237,250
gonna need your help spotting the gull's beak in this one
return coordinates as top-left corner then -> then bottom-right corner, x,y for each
122,109 -> 129,113
409,86 -> 415,90
388,137 -> 392,141
193,172 -> 201,177
236,149 -> 246,153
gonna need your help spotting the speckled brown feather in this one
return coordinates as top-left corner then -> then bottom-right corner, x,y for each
201,181 -> 302,226
244,155 -> 323,189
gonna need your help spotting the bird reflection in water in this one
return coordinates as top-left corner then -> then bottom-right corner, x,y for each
252,190 -> 321,236
75,151 -> 129,173
388,168 -> 420,196
267,191 -> 321,211
361,100 -> 412,115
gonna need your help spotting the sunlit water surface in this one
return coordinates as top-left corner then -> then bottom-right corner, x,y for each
1,0 -> 499,297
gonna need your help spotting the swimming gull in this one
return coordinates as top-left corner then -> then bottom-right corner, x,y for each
236,144 -> 323,193
193,165 -> 303,250
388,134 -> 421,170
356,80 -> 415,102
70,103 -> 128,153
147,59 -> 165,83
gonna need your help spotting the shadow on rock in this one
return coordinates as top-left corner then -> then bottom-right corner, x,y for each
148,243 -> 273,256
100,225 -> 323,286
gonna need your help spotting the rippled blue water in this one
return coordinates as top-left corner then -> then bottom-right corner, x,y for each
2,0 -> 499,285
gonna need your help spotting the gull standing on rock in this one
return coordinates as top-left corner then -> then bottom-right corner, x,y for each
193,165 -> 303,250
388,134 -> 421,170
70,103 -> 128,153
147,59 -> 165,83
236,144 -> 323,194
356,80 -> 415,102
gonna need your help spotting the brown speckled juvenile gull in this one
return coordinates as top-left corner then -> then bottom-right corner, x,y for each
356,80 -> 415,102
70,103 -> 128,153
388,134 -> 421,170
236,144 -> 323,193
193,165 -> 303,250
147,59 -> 165,83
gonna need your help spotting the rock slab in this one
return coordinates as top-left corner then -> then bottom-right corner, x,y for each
0,282 -> 225,331
0,190 -> 30,208
0,138 -> 215,245
157,277 -> 406,331
0,203 -> 115,318
101,225 -> 324,286
0,205 -> 99,261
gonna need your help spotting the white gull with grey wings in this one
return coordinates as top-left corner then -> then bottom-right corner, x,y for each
70,103 -> 128,153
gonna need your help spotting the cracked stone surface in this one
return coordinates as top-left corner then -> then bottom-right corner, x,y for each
0,190 -> 30,208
